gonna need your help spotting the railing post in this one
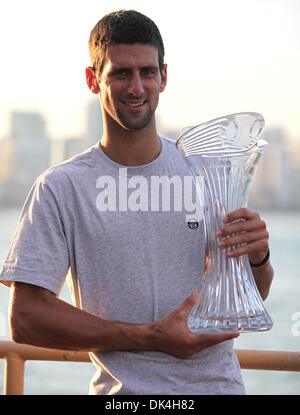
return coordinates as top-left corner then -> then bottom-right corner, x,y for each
4,352 -> 25,395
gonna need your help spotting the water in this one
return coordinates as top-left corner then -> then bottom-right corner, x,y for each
0,208 -> 299,395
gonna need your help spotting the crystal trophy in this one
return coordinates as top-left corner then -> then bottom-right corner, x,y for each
176,112 -> 273,333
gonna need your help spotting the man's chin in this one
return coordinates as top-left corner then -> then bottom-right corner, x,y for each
117,111 -> 154,131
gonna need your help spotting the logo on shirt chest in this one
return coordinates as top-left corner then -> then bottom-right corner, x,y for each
187,219 -> 199,230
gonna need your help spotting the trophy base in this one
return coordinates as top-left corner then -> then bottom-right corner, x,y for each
188,313 -> 273,334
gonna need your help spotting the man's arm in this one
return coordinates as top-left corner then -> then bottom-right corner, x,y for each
9,282 -> 238,358
217,208 -> 274,300
250,261 -> 273,301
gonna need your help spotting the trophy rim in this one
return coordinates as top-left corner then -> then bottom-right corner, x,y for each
176,112 -> 266,158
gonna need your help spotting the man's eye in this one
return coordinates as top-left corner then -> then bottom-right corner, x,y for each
114,70 -> 129,78
142,68 -> 156,76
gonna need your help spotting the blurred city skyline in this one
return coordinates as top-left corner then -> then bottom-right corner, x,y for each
0,0 -> 300,145
0,104 -> 299,211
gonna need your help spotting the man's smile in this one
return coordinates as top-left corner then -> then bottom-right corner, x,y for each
121,99 -> 147,109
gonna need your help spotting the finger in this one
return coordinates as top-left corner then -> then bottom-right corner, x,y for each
176,289 -> 200,316
199,332 -> 240,349
218,218 -> 266,238
214,332 -> 240,342
223,208 -> 259,224
218,229 -> 269,249
225,239 -> 269,258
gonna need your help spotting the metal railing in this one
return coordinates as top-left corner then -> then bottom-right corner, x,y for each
0,340 -> 300,395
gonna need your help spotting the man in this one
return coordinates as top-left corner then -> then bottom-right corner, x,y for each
0,10 -> 273,395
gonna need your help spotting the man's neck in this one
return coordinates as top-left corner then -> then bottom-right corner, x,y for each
100,121 -> 162,167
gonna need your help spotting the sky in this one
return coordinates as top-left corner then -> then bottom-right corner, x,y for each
0,0 -> 299,144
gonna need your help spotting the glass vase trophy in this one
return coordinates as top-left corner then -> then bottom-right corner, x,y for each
176,112 -> 273,334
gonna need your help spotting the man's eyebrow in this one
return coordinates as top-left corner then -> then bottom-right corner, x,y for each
110,65 -> 159,72
110,66 -> 130,73
141,65 -> 158,71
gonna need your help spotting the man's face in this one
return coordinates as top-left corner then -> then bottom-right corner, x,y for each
96,43 -> 167,131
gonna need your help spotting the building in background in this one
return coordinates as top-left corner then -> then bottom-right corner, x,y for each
249,128 -> 292,210
0,111 -> 50,206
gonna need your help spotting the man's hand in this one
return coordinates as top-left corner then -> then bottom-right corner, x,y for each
216,207 -> 273,299
148,290 -> 239,359
216,207 -> 269,264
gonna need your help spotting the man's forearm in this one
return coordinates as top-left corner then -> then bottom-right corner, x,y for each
251,261 -> 274,300
10,282 -> 151,352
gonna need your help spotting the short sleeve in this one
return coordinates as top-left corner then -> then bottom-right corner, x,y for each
0,175 -> 70,295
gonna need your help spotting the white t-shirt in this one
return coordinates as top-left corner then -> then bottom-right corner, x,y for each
0,136 -> 245,395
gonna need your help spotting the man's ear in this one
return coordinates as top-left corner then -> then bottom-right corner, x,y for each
159,64 -> 168,93
85,67 -> 100,94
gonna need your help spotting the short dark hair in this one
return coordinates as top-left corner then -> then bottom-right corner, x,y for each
89,10 -> 165,76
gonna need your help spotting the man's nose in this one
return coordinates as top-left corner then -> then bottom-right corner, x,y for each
128,73 -> 144,97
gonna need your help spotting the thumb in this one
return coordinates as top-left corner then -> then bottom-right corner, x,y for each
191,288 -> 200,304
181,289 -> 200,310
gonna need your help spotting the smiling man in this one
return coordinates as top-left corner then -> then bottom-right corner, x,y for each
0,10 -> 273,395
